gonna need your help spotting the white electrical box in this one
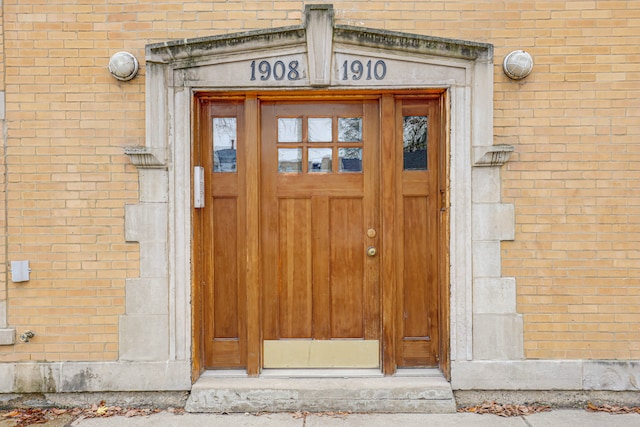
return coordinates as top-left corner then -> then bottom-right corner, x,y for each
194,166 -> 205,208
11,260 -> 30,282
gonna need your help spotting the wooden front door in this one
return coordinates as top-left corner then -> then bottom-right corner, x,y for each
194,93 -> 445,376
260,100 -> 381,368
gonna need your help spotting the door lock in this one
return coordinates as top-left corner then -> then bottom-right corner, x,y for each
367,246 -> 377,257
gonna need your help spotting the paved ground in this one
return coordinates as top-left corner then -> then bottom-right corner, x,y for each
2,409 -> 639,426
3,410 -> 636,427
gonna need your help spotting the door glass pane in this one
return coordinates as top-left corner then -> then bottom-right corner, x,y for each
308,118 -> 332,142
213,117 -> 237,172
403,116 -> 427,170
338,118 -> 362,142
278,148 -> 302,173
308,148 -> 332,173
278,118 -> 302,142
339,148 -> 362,172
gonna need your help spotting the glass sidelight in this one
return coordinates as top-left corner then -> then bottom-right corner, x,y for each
213,117 -> 238,172
403,115 -> 427,170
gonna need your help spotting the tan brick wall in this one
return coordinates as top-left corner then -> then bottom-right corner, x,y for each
0,1 -> 638,361
0,2 -> 6,310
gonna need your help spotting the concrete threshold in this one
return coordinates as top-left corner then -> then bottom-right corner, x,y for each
185,369 -> 456,413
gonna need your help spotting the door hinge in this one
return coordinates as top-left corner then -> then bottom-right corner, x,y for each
440,190 -> 447,212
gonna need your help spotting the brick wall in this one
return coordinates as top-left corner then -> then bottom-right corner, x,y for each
0,1 -> 6,315
0,1 -> 638,361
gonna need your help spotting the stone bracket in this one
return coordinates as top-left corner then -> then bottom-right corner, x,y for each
473,144 -> 514,167
124,146 -> 166,169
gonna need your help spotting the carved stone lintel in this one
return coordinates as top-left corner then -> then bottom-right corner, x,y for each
125,146 -> 166,169
473,145 -> 514,167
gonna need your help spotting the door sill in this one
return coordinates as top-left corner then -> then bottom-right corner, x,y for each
260,368 -> 384,378
199,368 -> 442,379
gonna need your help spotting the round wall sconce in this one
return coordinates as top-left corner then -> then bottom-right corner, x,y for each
502,50 -> 533,80
108,51 -> 139,81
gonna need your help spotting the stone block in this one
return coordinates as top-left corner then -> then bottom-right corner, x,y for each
472,241 -> 501,278
0,364 -> 14,392
473,277 -> 516,314
139,169 -> 168,203
472,203 -> 514,241
0,91 -> 5,120
472,167 -> 501,203
0,328 -> 15,345
124,203 -> 167,243
139,241 -> 168,278
0,300 -> 7,328
473,313 -> 523,360
125,278 -> 168,315
186,375 -> 456,413
583,361 -> 640,391
119,315 -> 169,361
451,360 -> 583,390
12,363 -> 61,393
59,361 -> 191,392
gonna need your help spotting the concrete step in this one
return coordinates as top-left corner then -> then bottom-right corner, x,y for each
186,370 -> 456,413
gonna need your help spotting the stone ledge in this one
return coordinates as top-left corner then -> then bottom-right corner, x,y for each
124,146 -> 166,169
473,145 -> 514,167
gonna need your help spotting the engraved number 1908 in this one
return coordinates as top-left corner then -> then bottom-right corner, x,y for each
250,60 -> 300,81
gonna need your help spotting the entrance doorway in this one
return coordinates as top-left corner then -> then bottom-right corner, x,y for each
193,92 -> 447,376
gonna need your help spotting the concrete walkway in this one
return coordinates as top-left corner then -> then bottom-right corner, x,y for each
64,410 -> 639,427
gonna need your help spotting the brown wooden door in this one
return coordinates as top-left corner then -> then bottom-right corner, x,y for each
260,100 -> 381,368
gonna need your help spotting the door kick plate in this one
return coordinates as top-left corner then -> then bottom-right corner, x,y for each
263,340 -> 379,368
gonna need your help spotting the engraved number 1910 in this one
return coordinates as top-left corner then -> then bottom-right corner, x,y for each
341,60 -> 387,81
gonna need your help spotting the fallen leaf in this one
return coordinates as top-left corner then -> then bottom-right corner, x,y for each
586,402 -> 640,414
458,401 -> 552,417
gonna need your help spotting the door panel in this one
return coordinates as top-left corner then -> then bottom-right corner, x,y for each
200,101 -> 247,369
329,197 -> 365,338
260,100 -> 380,367
277,197 -> 313,338
396,98 -> 441,367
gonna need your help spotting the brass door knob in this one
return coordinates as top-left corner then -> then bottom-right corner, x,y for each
367,246 -> 377,257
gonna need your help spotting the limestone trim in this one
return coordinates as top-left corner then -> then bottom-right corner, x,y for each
0,361 -> 190,393
452,360 -> 640,391
1,359 -> 637,393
